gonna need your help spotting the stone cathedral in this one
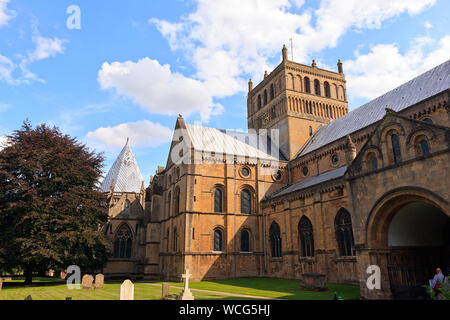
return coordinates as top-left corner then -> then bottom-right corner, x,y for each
100,46 -> 450,300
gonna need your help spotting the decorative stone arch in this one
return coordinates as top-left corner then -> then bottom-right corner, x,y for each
363,146 -> 383,172
297,75 -> 303,92
379,123 -> 406,165
406,127 -> 435,157
365,187 -> 449,248
314,79 -> 321,96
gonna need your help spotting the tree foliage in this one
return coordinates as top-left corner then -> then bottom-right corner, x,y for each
0,121 -> 108,283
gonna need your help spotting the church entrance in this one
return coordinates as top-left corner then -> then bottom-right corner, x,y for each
386,202 -> 449,299
365,190 -> 450,300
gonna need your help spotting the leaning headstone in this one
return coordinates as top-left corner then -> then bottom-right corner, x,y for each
162,282 -> 170,300
81,274 -> 94,290
178,269 -> 194,300
94,274 -> 104,290
120,280 -> 134,300
25,295 -> 33,300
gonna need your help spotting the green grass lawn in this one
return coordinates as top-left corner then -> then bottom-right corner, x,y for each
0,277 -> 360,300
0,277 -> 253,300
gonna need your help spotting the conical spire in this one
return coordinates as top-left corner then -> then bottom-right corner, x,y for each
100,139 -> 144,193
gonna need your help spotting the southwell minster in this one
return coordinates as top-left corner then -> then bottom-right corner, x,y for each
99,45 -> 450,300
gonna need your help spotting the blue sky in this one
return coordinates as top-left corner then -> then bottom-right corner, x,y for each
0,0 -> 449,183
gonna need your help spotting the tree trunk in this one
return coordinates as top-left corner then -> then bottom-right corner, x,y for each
24,266 -> 33,285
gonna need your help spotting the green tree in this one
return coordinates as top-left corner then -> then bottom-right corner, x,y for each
0,121 -> 109,284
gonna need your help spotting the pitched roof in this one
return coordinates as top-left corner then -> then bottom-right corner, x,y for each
298,59 -> 450,157
265,166 -> 347,200
100,139 -> 144,193
185,124 -> 287,161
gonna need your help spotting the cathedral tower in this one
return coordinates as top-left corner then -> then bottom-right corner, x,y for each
247,46 -> 349,159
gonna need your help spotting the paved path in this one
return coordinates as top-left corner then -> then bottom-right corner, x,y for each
145,283 -> 283,300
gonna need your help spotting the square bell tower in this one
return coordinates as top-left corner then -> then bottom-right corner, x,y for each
247,45 -> 349,160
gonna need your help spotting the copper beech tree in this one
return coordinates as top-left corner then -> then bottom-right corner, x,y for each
0,121 -> 109,284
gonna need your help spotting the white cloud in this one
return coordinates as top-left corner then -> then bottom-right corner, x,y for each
344,35 -> 450,101
0,0 -> 15,27
151,0 -> 436,97
424,21 -> 432,29
86,120 -> 173,149
28,36 -> 66,62
0,53 -> 16,83
98,57 -> 223,122
0,36 -> 67,84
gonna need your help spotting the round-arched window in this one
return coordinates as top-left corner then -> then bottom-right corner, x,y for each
332,154 -> 339,166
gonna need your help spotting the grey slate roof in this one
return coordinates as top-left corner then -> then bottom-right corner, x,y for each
265,166 -> 347,199
100,139 -> 144,193
298,59 -> 450,157
185,124 -> 287,161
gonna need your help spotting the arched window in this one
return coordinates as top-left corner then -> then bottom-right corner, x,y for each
113,224 -> 133,259
270,84 -> 275,100
166,229 -> 170,252
269,222 -> 282,257
371,155 -> 378,171
309,126 -> 313,136
314,79 -> 321,96
213,228 -> 223,252
391,134 -> 402,164
241,230 -> 250,252
123,199 -> 131,214
324,81 -> 331,98
335,209 -> 355,257
263,90 -> 268,105
420,138 -> 430,156
167,192 -> 172,217
174,187 -> 180,215
304,77 -> 311,93
241,189 -> 252,214
173,228 -> 178,252
257,95 -> 262,109
298,216 -> 314,257
214,188 -> 223,213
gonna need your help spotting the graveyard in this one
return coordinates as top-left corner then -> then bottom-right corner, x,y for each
0,276 -> 360,300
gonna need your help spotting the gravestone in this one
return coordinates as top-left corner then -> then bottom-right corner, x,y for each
162,282 -> 170,300
301,272 -> 328,291
94,274 -> 104,290
178,269 -> 194,300
81,274 -> 94,290
0,280 -> 2,290
120,280 -> 134,300
25,295 -> 33,300
60,271 -> 67,280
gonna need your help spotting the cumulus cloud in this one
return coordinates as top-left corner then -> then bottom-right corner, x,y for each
0,36 -> 67,84
344,35 -> 450,100
98,57 -> 223,122
0,0 -> 15,27
151,0 -> 436,97
86,120 -> 173,149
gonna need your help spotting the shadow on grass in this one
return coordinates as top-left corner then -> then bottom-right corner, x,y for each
3,277 -> 65,288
